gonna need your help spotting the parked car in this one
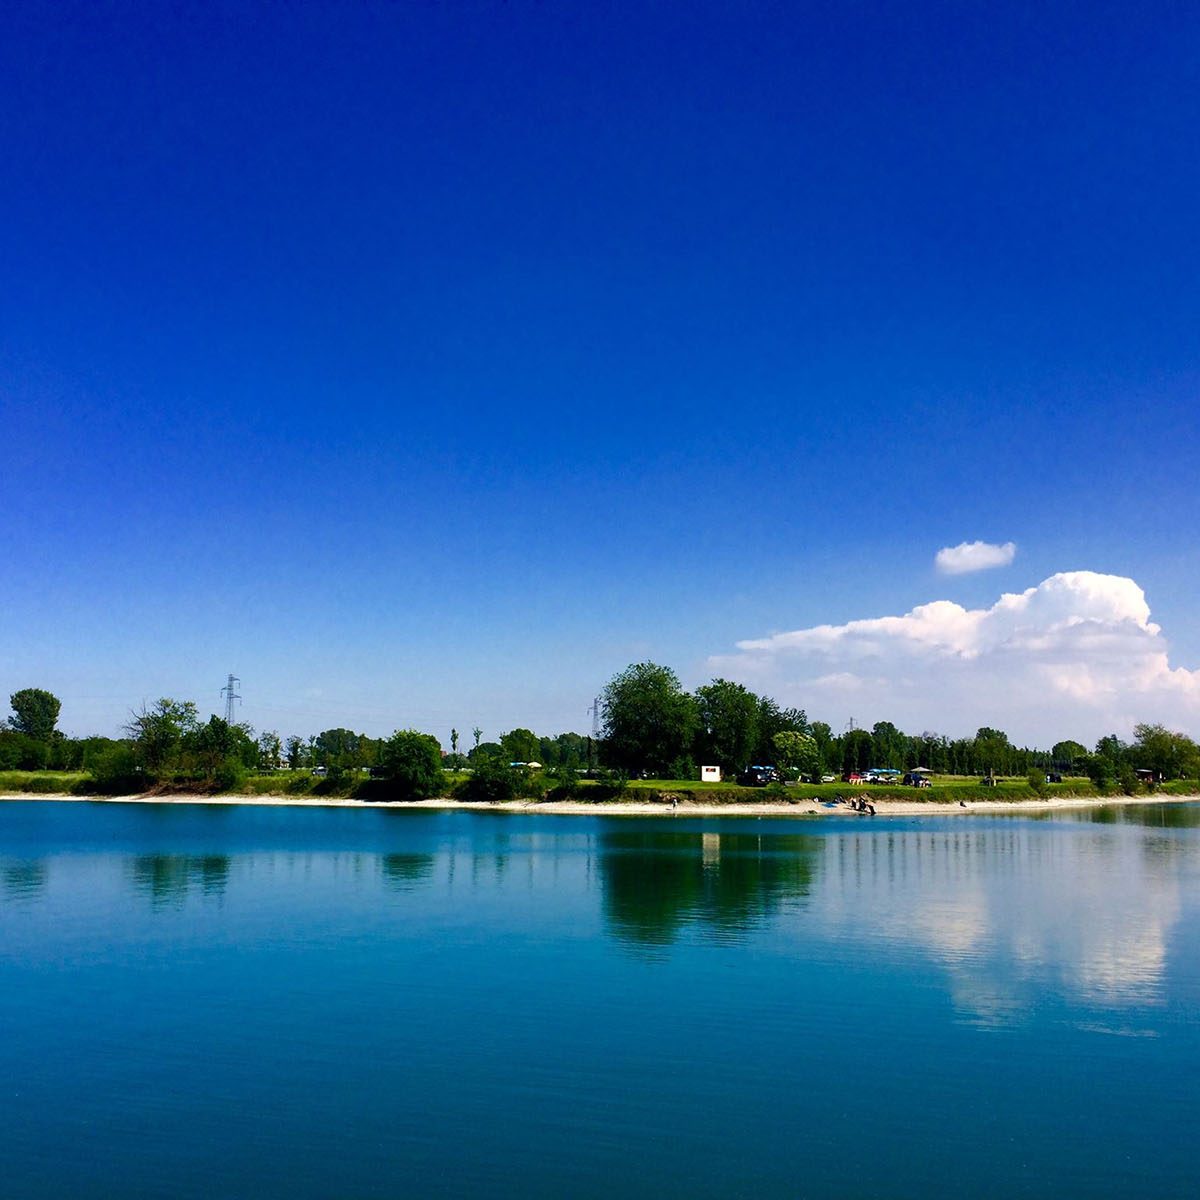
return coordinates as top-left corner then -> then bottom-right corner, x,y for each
738,765 -> 781,787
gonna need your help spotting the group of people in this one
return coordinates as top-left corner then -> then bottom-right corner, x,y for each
844,794 -> 876,815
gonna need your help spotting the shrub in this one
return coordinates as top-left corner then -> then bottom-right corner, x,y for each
1027,770 -> 1048,797
210,760 -> 246,793
456,758 -> 519,803
546,765 -> 583,801
1117,766 -> 1141,796
88,745 -> 144,794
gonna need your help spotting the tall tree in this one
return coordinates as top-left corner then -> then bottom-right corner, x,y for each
257,730 -> 282,769
9,688 -> 61,741
871,721 -> 905,768
695,679 -> 760,772
600,662 -> 699,776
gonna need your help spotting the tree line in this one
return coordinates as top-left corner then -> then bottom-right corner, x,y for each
594,662 -> 1200,785
4,668 -> 1200,797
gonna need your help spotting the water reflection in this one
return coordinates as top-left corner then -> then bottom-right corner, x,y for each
599,830 -> 819,947
381,853 -> 434,890
2,860 -> 48,901
129,854 -> 231,905
813,824 -> 1195,1029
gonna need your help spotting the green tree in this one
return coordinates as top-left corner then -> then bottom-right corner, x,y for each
126,699 -> 199,774
753,698 -> 808,763
499,727 -> 540,763
257,730 -> 282,770
695,679 -> 760,773
186,715 -> 242,784
773,730 -> 820,780
284,735 -> 309,768
1051,740 -> 1089,771
973,727 -> 1012,776
809,721 -> 834,772
9,688 -> 62,741
870,721 -> 905,768
600,662 -> 699,776
313,728 -> 363,776
378,730 -> 446,799
1132,723 -> 1200,780
841,728 -> 874,772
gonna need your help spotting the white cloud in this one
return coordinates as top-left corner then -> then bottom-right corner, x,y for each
935,540 -> 1017,574
709,571 -> 1200,743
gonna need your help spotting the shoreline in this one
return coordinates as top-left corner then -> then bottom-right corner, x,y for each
3,791 -> 1197,817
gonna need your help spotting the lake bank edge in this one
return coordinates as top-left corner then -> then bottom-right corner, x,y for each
4,791 -> 1197,817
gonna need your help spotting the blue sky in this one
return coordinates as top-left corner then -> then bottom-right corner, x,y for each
2,1 -> 1198,745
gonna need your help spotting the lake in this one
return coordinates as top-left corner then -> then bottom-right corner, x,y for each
2,800 -> 1198,1198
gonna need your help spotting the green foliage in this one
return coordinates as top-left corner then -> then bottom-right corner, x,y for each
313,728 -> 365,775
1131,723 -> 1200,780
753,699 -> 809,764
378,730 -> 446,800
0,730 -> 50,770
841,729 -> 873,772
469,741 -> 503,763
88,744 -> 142,793
499,727 -> 540,763
257,730 -> 282,770
695,678 -> 760,773
773,731 -> 820,780
1051,740 -> 1089,770
1027,769 -> 1048,797
546,764 -> 583,800
600,662 -> 698,776
126,698 -> 199,775
537,732 -> 588,770
456,757 -> 520,803
9,688 -> 62,741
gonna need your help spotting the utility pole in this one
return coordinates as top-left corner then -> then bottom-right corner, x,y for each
221,674 -> 242,725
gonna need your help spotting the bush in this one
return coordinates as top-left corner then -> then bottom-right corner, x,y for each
456,758 -> 519,803
210,760 -> 246,793
546,765 -> 583,801
1117,766 -> 1141,796
88,745 -> 144,794
1027,770 -> 1048,797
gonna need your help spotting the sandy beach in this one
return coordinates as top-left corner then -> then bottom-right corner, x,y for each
5,792 -> 1197,817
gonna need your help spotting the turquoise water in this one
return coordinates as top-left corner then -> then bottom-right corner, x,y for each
2,801 -> 1199,1198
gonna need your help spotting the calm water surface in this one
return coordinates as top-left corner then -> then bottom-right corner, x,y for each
2,800 -> 1199,1198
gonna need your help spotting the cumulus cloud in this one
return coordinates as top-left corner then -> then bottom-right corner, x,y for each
710,571 -> 1200,743
935,540 -> 1017,574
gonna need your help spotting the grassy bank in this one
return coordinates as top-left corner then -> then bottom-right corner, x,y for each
3,769 -> 1198,805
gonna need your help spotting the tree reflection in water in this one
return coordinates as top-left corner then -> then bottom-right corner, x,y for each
381,853 -> 435,890
598,829 -> 820,947
129,854 -> 231,905
2,860 -> 48,901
